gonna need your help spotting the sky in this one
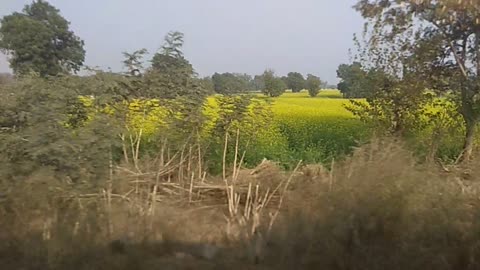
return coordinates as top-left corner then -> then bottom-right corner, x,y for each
0,0 -> 364,84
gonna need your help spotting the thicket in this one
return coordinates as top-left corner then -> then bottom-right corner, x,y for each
2,140 -> 480,269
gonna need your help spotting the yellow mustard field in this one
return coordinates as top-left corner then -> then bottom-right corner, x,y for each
78,90 -> 371,167
81,89 -> 473,166
271,90 -> 370,163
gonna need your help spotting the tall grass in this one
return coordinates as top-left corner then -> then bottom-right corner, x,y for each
2,140 -> 480,269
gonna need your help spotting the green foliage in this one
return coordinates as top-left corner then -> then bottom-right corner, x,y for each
0,0 -> 85,77
160,31 -> 185,58
306,74 -> 321,97
196,76 -> 215,94
252,75 -> 265,91
211,72 -> 251,94
345,72 -> 430,136
0,75 -> 119,183
151,54 -> 193,76
147,31 -> 204,100
284,72 -> 305,93
337,62 -> 370,98
142,68 -> 207,100
151,31 -> 193,76
122,48 -> 148,76
201,95 -> 289,172
354,0 -> 480,160
262,69 -> 285,97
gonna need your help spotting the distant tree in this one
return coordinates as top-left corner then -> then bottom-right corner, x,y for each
262,69 -> 285,97
285,72 -> 305,92
197,76 -> 214,94
151,31 -> 194,76
160,31 -> 185,58
236,73 -> 253,89
212,72 -> 250,94
306,74 -> 321,97
321,80 -> 329,89
122,48 -> 148,76
252,75 -> 265,91
336,62 -> 368,98
146,31 -> 205,100
0,0 -> 85,77
281,76 -> 289,90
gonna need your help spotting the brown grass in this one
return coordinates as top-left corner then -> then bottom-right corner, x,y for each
1,139 -> 480,269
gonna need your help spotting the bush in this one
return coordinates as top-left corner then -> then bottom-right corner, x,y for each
307,87 -> 320,97
263,140 -> 480,269
2,140 -> 480,269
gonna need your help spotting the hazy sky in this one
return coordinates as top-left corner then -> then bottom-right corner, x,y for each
0,0 -> 363,83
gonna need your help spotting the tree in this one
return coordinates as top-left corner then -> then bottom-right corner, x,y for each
197,76 -> 214,94
354,0 -> 480,161
252,75 -> 265,91
262,70 -> 285,97
337,62 -> 369,98
151,31 -> 194,76
122,48 -> 148,76
212,72 -> 250,94
285,72 -> 305,92
0,0 -> 85,77
146,31 -> 205,100
306,74 -> 321,97
161,31 -> 185,58
0,75 -> 121,180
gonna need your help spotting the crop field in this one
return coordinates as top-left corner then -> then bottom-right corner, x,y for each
81,89 -> 471,167
271,90 -> 371,163
109,90 -> 372,167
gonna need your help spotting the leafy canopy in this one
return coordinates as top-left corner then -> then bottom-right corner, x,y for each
151,31 -> 193,76
306,74 -> 322,97
336,62 -> 370,98
285,72 -> 305,93
212,72 -> 251,94
0,0 -> 85,77
354,0 -> 480,160
262,70 -> 286,97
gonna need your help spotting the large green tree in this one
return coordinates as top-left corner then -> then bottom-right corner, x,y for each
151,31 -> 194,76
262,70 -> 285,97
212,72 -> 250,94
355,0 -> 480,161
146,31 -> 206,100
337,62 -> 369,98
306,74 -> 322,97
252,75 -> 265,91
285,72 -> 305,93
0,0 -> 85,77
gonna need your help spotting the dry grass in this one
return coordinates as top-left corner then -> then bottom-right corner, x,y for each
1,139 -> 480,269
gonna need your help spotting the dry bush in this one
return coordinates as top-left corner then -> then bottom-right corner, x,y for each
263,139 -> 480,270
2,139 -> 480,269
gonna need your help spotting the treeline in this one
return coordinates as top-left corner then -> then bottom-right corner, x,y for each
0,0 -> 327,98
209,71 -> 327,96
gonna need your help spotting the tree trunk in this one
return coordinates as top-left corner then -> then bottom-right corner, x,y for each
461,30 -> 480,162
461,118 -> 477,162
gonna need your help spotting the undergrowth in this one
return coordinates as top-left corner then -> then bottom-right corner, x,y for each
2,140 -> 480,269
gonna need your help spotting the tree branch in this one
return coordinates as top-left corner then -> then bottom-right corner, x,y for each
431,20 -> 469,78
